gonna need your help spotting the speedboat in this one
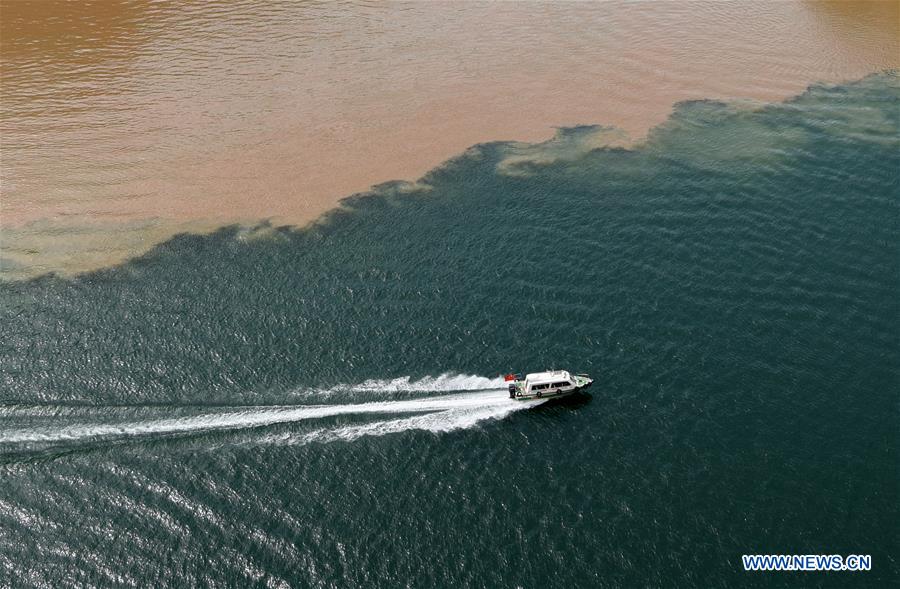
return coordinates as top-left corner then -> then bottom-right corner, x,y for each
504,370 -> 592,400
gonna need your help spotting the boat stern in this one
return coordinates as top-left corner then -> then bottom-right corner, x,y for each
505,373 -> 524,398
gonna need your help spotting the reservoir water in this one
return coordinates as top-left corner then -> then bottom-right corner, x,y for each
1,2 -> 898,587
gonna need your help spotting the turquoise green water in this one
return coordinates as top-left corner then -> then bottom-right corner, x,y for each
1,73 -> 898,587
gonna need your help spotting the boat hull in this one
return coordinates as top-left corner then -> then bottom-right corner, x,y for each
508,373 -> 593,400
512,387 -> 582,401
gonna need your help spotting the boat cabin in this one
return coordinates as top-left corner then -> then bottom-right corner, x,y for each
523,370 -> 576,395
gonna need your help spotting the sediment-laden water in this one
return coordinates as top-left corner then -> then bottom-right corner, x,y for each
2,0 -> 898,278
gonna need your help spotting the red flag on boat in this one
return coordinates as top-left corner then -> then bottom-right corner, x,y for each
504,373 -> 516,381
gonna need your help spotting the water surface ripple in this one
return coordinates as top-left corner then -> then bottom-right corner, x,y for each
1,74 -> 898,587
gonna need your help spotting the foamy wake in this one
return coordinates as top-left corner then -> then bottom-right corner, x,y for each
0,374 -> 544,452
301,373 -> 504,401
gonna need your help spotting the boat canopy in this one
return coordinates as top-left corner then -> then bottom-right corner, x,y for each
524,370 -> 572,386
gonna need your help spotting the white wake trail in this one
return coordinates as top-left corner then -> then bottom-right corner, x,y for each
264,395 -> 544,446
349,373 -> 503,393
0,375 -> 544,449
